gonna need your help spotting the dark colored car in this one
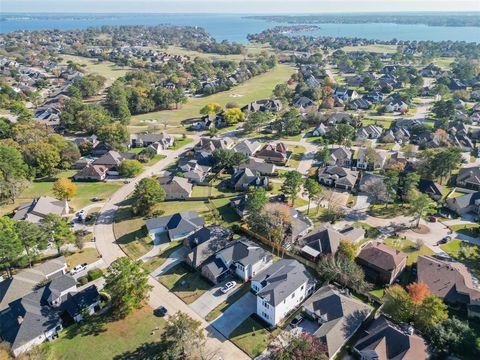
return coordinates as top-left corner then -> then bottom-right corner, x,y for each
154,306 -> 168,317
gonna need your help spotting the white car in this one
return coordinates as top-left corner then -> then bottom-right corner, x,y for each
220,281 -> 237,294
70,263 -> 88,275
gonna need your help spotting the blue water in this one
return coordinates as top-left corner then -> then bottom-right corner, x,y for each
1,13 -> 479,43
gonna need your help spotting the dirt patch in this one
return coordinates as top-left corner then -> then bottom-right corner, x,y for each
411,225 -> 430,234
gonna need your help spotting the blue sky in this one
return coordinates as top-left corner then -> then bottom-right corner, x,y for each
2,0 -> 479,13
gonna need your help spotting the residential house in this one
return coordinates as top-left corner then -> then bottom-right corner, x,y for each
318,166 -> 359,191
457,167 -> 480,191
312,123 -> 328,136
251,259 -> 316,326
230,195 -> 248,218
255,143 -> 288,165
446,191 -> 480,215
417,255 -> 480,319
130,132 -> 174,150
293,96 -> 317,112
418,179 -> 444,202
242,99 -> 282,113
74,150 -> 136,180
301,285 -> 373,359
158,176 -> 193,199
300,226 -> 343,261
0,271 -> 99,357
201,239 -> 273,284
231,168 -> 269,191
326,112 -> 354,126
334,88 -> 360,102
356,125 -> 383,141
145,211 -> 205,242
13,196 -> 69,224
194,137 -> 234,154
381,127 -> 411,144
236,158 -> 276,176
356,148 -> 387,170
353,316 -> 429,360
349,98 -> 372,110
34,106 -> 61,127
356,242 -> 407,285
184,225 -> 233,269
327,147 -> 352,167
385,100 -> 408,113
385,152 -> 408,170
233,139 -> 262,156
363,91 -> 384,104
179,160 -> 211,184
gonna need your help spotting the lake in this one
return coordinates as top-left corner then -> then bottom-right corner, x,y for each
1,13 -> 479,43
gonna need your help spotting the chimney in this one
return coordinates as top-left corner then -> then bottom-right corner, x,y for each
17,316 -> 23,325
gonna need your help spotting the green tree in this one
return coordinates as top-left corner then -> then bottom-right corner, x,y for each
415,295 -> 448,332
223,107 -> 245,124
23,141 -> 61,177
326,123 -> 355,146
429,317 -> 477,357
304,178 -> 321,214
159,312 -> 206,359
274,109 -> 302,136
315,147 -> 330,164
383,170 -> 400,204
105,257 -> 152,319
15,220 -> 47,268
41,214 -> 75,254
409,194 -> 436,228
105,82 -> 131,124
0,117 -> 12,139
383,284 -> 413,323
336,240 -> 358,261
432,100 -> 455,119
132,177 -> 165,215
199,103 -> 222,116
244,111 -> 271,133
280,170 -> 303,205
0,217 -> 23,277
317,255 -> 370,293
402,172 -> 420,202
246,187 -> 269,213
212,148 -> 248,170
0,145 -> 29,204
97,122 -> 129,151
119,159 -> 143,178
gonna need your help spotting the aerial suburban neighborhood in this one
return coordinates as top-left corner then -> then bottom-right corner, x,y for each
0,4 -> 480,360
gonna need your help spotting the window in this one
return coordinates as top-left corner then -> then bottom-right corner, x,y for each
262,300 -> 269,308
301,285 -> 304,291
291,293 -> 295,299
262,312 -> 269,320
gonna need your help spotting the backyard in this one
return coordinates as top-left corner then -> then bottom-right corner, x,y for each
43,306 -> 165,360
158,262 -> 211,304
440,239 -> 480,278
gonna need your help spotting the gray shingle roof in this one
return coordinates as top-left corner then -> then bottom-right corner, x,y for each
145,211 -> 204,239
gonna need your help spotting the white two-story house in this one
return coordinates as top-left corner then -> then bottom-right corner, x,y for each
251,259 -> 316,326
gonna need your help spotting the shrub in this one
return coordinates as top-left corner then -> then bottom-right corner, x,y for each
78,276 -> 88,285
87,269 -> 103,281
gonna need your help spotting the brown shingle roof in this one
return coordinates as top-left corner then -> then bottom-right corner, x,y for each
357,242 -> 407,271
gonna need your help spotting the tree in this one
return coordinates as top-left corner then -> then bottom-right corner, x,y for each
246,187 -> 268,213
199,103 -> 222,116
41,214 -> 75,254
383,170 -> 400,204
415,295 -> 448,332
429,317 -> 476,357
317,255 -> 370,293
23,141 -> 61,177
47,134 -> 81,169
52,178 -> 77,201
406,281 -> 430,305
271,332 -> 327,360
315,147 -> 330,164
223,107 -> 245,124
105,82 -> 131,124
432,100 -> 455,119
0,145 -> 29,204
243,111 -> 271,133
402,172 -> 420,202
132,177 -> 165,215
304,178 -> 321,214
104,257 -> 152,319
274,109 -> 302,136
15,221 -> 47,268
212,148 -> 248,170
263,203 -> 293,256
409,194 -> 436,228
119,159 -> 143,178
280,171 -> 303,206
363,177 -> 389,204
159,312 -> 206,359
326,123 -> 355,146
97,122 -> 129,151
383,284 -> 413,323
336,240 -> 358,261
0,217 -> 23,277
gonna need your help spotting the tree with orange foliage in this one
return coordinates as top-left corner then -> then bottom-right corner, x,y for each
52,178 -> 77,201
407,282 -> 431,305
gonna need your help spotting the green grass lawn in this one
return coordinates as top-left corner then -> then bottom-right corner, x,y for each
383,238 -> 434,265
60,54 -> 131,86
130,64 -> 295,130
154,200 -> 211,216
229,315 -> 282,358
449,224 -> 480,239
113,205 -> 153,259
158,262 -> 211,304
353,222 -> 381,239
361,117 -> 395,129
162,43 -> 275,61
205,284 -> 250,322
287,145 -> 306,169
342,44 -> 398,53
440,239 -> 480,278
171,136 -> 194,150
65,248 -> 100,268
367,203 -> 411,219
369,288 -> 385,300
43,306 -> 165,360
15,170 -> 123,212
142,241 -> 182,273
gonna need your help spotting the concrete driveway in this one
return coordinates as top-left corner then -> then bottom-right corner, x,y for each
211,292 -> 256,338
190,280 -> 243,319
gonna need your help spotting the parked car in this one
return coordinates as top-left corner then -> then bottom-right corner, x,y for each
220,281 -> 237,294
290,314 -> 303,327
70,263 -> 88,275
154,306 -> 168,317
77,209 -> 87,220
428,216 -> 437,222
437,236 -> 452,245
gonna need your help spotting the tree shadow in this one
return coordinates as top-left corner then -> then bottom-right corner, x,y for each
112,342 -> 163,360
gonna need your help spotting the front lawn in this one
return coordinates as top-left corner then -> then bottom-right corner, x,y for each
229,315 -> 281,358
353,222 -> 381,239
43,306 -> 165,360
383,238 -> 434,265
440,239 -> 480,278
113,205 -> 153,259
171,136 -> 194,150
287,145 -> 306,169
153,200 -> 210,216
18,170 -> 123,211
367,203 -> 411,219
65,248 -> 100,268
449,224 -> 480,239
158,263 -> 211,304
142,241 -> 182,273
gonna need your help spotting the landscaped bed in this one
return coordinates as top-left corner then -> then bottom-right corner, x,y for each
158,262 -> 211,304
